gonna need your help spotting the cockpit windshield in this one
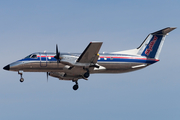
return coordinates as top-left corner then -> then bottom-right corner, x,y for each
25,54 -> 37,59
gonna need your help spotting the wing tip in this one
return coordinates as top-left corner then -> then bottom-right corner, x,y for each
90,41 -> 103,44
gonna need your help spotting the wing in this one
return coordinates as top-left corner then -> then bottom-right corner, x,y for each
54,42 -> 104,81
76,42 -> 103,63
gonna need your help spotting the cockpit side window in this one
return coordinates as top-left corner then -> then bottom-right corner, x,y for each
31,54 -> 37,59
25,54 -> 37,59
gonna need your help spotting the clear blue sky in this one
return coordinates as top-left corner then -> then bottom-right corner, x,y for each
1,0 -> 180,120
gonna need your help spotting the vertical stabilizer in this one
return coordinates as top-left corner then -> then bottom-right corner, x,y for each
137,27 -> 176,59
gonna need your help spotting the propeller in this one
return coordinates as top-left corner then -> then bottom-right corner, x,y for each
54,44 -> 61,63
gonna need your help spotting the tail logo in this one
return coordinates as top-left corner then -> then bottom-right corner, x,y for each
145,36 -> 158,56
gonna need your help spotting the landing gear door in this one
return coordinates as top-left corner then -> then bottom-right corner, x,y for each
40,53 -> 47,67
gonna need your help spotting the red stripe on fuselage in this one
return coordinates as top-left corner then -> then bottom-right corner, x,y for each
37,55 -> 159,62
37,56 -> 54,58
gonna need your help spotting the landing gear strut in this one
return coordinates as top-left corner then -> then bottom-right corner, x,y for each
72,81 -> 79,90
18,71 -> 24,82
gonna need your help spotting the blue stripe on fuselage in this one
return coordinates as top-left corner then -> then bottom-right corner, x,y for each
19,56 -> 158,64
19,57 -> 57,61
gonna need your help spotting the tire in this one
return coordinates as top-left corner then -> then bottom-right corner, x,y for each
83,72 -> 90,78
20,78 -> 24,82
73,84 -> 79,90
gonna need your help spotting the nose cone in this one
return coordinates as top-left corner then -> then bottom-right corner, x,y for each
3,65 -> 10,71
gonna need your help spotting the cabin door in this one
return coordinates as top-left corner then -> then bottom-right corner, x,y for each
40,53 -> 47,67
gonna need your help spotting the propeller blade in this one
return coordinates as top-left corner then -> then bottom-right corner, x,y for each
47,72 -> 48,82
56,44 -> 59,56
54,44 -> 61,63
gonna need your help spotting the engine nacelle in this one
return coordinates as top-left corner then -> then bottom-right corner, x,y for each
49,72 -> 79,81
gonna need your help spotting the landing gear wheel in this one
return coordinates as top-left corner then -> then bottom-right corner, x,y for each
84,72 -> 90,78
20,78 -> 24,82
73,84 -> 79,90
18,71 -> 24,83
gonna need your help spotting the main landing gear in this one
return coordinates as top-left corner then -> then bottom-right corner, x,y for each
18,71 -> 24,82
72,69 -> 90,90
83,71 -> 90,78
72,80 -> 79,91
83,68 -> 90,79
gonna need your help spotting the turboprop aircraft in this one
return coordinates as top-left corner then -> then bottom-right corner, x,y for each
3,27 -> 176,90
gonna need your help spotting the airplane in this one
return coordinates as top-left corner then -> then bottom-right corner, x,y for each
3,27 -> 176,90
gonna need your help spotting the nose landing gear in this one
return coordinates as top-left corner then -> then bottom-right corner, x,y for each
20,78 -> 24,82
18,71 -> 24,83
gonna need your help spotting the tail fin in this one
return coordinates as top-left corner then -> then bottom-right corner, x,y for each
137,27 -> 176,59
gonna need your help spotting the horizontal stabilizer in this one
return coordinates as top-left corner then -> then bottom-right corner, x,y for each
151,27 -> 176,35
